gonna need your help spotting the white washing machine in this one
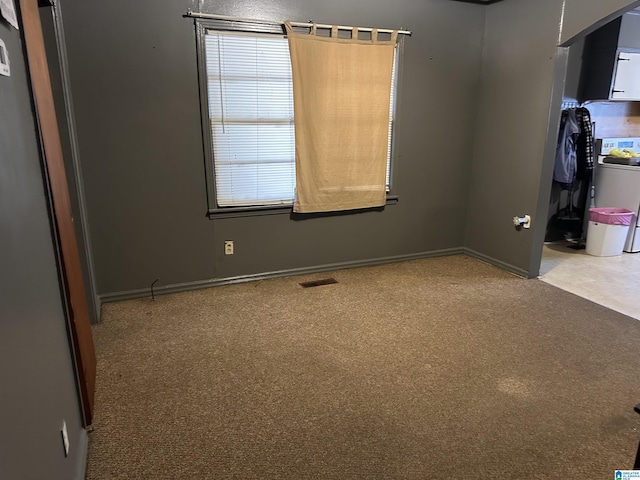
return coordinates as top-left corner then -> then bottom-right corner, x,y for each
594,137 -> 640,253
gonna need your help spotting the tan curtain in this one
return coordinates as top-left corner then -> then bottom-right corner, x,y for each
285,22 -> 398,213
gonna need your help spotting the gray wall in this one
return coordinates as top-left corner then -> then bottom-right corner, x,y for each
465,0 -> 640,277
465,0 -> 564,274
61,0 -> 640,295
0,17 -> 85,480
60,0 -> 485,296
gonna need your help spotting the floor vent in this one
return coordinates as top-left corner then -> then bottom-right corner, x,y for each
299,278 -> 338,288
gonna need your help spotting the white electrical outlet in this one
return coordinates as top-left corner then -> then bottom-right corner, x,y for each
513,214 -> 532,229
224,241 -> 234,255
61,420 -> 69,457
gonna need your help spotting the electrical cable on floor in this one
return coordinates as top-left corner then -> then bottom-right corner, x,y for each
150,279 -> 159,301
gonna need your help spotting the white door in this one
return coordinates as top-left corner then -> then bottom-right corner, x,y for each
611,52 -> 640,100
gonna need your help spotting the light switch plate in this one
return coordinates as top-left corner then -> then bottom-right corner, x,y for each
61,420 -> 69,457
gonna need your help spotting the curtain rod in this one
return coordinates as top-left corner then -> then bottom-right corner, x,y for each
185,10 -> 412,36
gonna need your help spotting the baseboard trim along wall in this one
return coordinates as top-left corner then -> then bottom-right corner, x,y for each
94,292 -> 102,324
463,248 -> 529,278
99,248 -> 465,304
75,428 -> 89,480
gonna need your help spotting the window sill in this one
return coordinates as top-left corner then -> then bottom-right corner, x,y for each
207,195 -> 399,219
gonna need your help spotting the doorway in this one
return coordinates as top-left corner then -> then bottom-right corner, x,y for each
536,5 -> 640,321
20,0 -> 97,424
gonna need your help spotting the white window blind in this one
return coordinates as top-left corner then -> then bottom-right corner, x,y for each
204,29 -> 397,208
205,31 -> 295,207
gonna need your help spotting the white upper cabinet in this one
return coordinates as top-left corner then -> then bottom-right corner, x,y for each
579,12 -> 640,102
611,52 -> 640,100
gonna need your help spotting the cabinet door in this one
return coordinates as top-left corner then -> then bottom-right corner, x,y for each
611,52 -> 640,100
619,13 -> 640,50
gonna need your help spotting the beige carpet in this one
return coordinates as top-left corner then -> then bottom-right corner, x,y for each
86,255 -> 640,479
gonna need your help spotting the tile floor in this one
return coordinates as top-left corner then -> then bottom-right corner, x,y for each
539,242 -> 640,321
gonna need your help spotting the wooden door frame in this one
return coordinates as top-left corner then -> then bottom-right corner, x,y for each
19,0 -> 96,426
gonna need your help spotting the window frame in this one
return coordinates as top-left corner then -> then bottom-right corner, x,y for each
195,19 -> 404,219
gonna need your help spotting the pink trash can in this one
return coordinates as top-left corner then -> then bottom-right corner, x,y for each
586,208 -> 634,256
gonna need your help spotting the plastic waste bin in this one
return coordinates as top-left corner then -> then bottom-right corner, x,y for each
586,207 -> 634,257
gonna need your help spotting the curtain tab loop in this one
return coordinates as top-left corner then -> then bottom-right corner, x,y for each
283,20 -> 294,35
331,25 -> 338,38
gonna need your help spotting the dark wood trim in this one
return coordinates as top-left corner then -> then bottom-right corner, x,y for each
19,0 -> 96,426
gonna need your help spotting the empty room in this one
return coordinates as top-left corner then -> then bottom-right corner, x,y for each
2,0 -> 640,479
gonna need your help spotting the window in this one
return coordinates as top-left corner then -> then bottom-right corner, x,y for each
198,23 -> 400,213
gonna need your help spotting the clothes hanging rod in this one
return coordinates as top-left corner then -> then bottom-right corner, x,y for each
185,10 -> 412,36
